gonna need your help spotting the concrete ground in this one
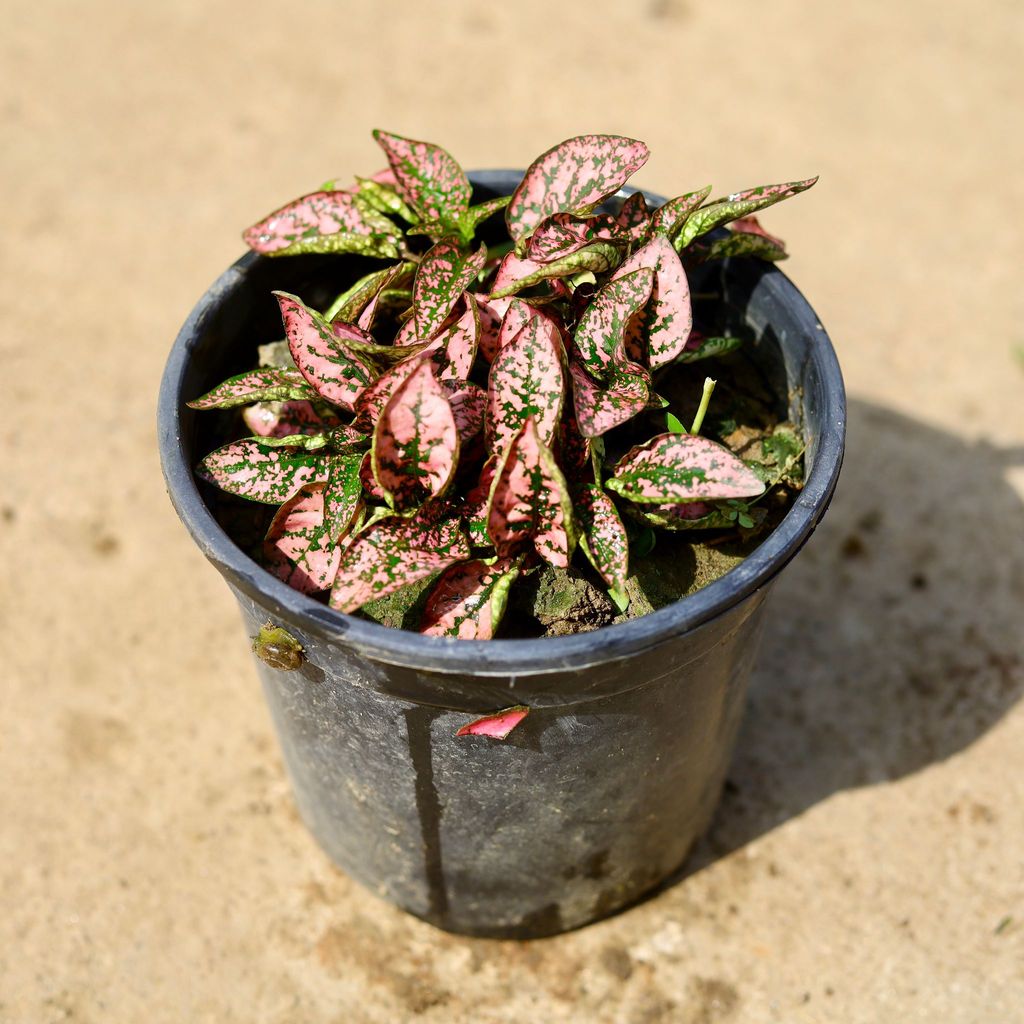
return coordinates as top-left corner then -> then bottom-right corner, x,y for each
2,2 -> 1022,1021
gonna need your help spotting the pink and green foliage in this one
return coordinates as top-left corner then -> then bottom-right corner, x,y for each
419,556 -> 522,640
372,361 -> 458,510
485,315 -> 565,453
607,434 -> 766,504
244,190 -> 400,259
195,132 -> 816,637
197,438 -> 326,504
487,418 -> 576,568
611,237 -> 691,369
675,177 -> 818,249
264,481 -> 344,594
576,484 -> 629,592
275,292 -> 375,410
187,368 -> 317,409
243,400 -> 340,438
412,240 -> 487,340
506,135 -> 650,243
373,130 -> 472,232
329,503 -> 470,613
573,268 -> 654,379
455,705 -> 529,739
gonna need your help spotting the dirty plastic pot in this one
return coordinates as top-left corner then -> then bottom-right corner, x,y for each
158,172 -> 845,938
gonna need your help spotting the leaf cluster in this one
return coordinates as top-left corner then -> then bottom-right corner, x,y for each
190,131 -> 816,639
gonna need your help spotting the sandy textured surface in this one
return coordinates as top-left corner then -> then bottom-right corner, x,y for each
3,2 -> 1023,1021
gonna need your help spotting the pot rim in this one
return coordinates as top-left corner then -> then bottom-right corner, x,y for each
158,171 -> 846,676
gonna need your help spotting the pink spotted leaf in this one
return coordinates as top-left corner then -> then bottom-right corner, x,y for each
243,190 -> 399,259
329,503 -> 470,613
607,434 -> 766,504
474,293 -> 511,362
455,705 -> 530,739
486,417 -> 576,567
506,135 -> 650,242
197,438 -> 326,504
576,484 -> 629,592
322,453 -> 364,542
372,129 -> 472,228
419,556 -> 523,640
263,481 -> 343,594
354,176 -> 419,224
412,240 -> 487,340
612,237 -> 692,369
275,292 -> 376,410
525,192 -> 649,264
690,217 -> 788,263
242,399 -> 340,438
647,186 -> 712,240
489,243 -> 622,300
675,335 -> 744,364
372,361 -> 458,510
570,359 -> 650,438
485,315 -> 565,453
323,262 -> 413,324
442,380 -> 486,443
188,367 -> 317,410
676,177 -> 818,249
573,268 -> 654,380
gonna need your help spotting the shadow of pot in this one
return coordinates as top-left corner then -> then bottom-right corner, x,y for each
157,173 -> 845,938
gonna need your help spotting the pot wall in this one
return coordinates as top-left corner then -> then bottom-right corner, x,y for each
233,583 -> 770,937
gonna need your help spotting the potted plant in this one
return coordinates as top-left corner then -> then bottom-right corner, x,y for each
158,132 -> 845,938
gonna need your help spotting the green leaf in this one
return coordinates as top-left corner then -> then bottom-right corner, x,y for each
675,176 -> 818,249
666,412 -> 687,434
674,335 -> 744,364
489,243 -> 623,300
356,176 -> 420,223
187,368 -> 317,410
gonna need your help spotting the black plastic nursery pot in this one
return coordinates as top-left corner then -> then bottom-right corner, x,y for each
158,172 -> 845,939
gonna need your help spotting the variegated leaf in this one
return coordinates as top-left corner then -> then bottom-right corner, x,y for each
474,293 -> 511,363
524,192 -> 648,264
489,243 -> 622,300
631,500 -> 748,531
187,367 -> 317,410
242,399 -> 339,438
442,380 -> 486,443
196,438 -> 325,504
647,186 -> 712,240
354,261 -> 414,330
352,354 -> 421,431
612,237 -> 691,369
607,433 -> 766,504
576,484 -> 629,591
691,217 -> 788,263
323,453 -> 364,541
372,129 -> 472,226
263,481 -> 342,594
573,268 -> 654,379
266,230 -> 399,260
570,360 -> 650,438
243,189 -> 399,255
506,135 -> 650,242
329,503 -> 470,613
326,424 -> 371,456
419,556 -> 522,639
675,334 -> 744,363
455,705 -> 529,739
372,361 -> 458,510
253,432 -> 331,451
464,459 -> 497,545
429,293 -> 479,379
324,264 -> 404,323
676,177 -> 817,249
557,414 -> 591,478
412,240 -> 487,340
485,315 -> 565,452
355,176 -> 419,223
359,449 -> 387,501
486,417 -> 575,567
275,291 -> 376,410
408,195 -> 512,243
497,297 -> 535,353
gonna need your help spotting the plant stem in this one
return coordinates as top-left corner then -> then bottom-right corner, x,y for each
690,377 -> 716,435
